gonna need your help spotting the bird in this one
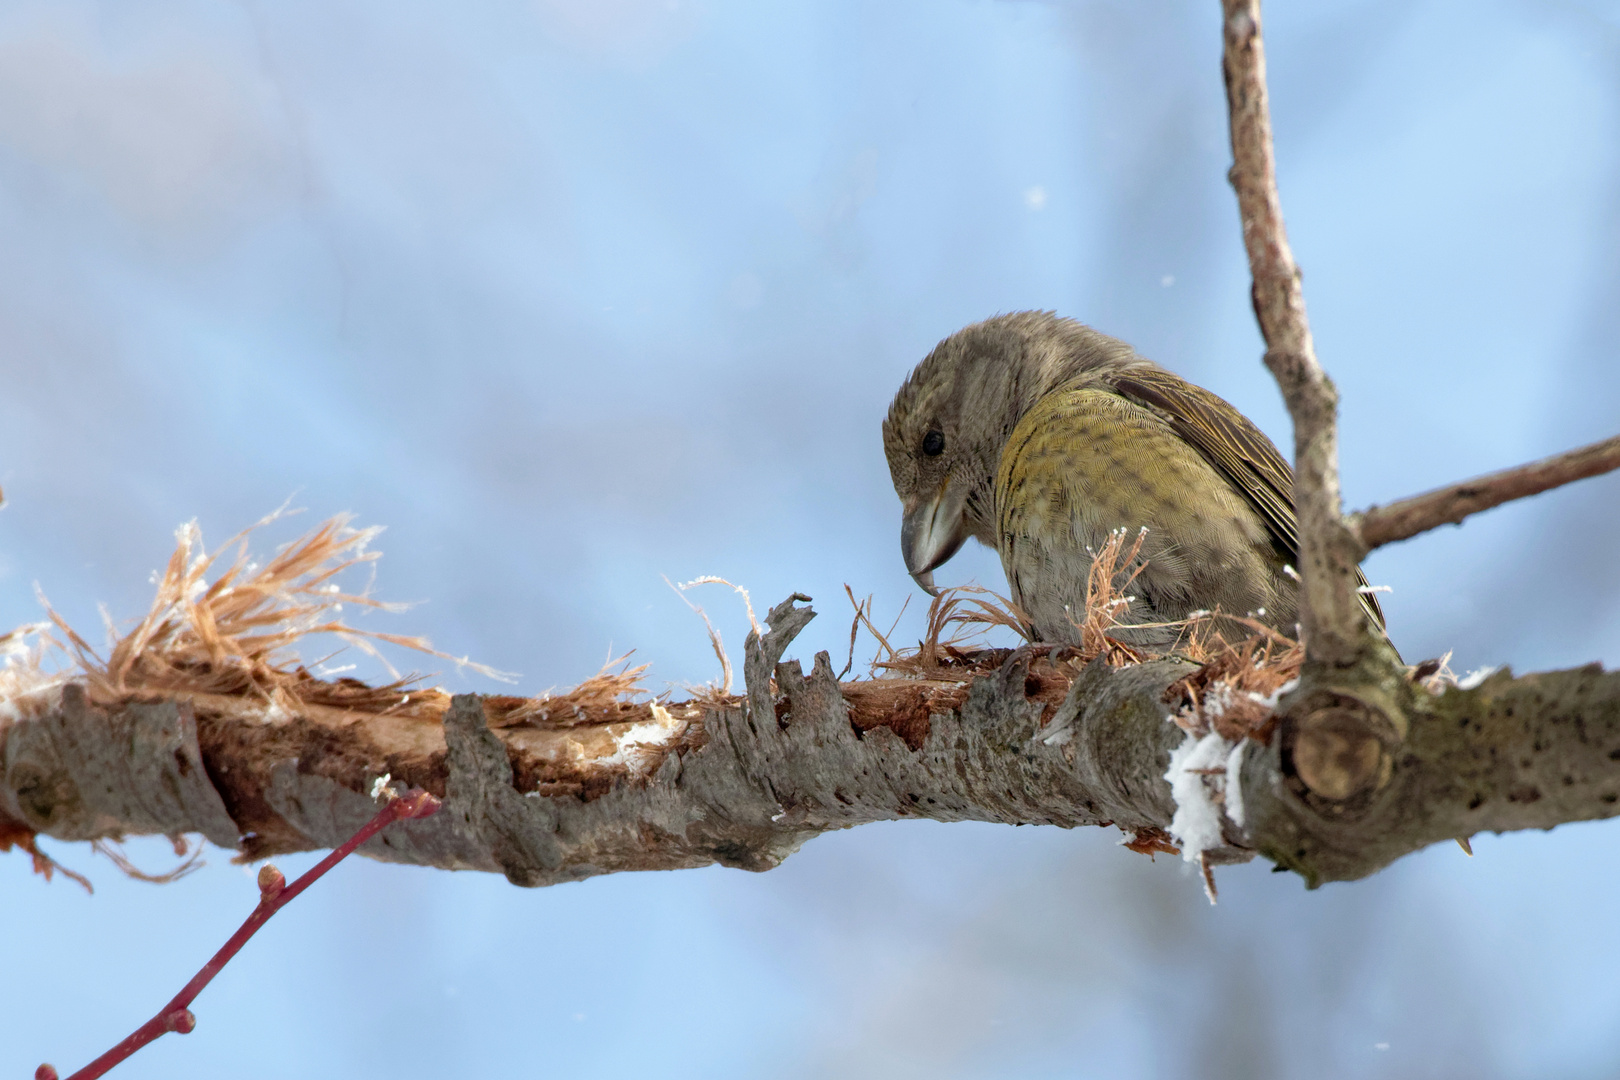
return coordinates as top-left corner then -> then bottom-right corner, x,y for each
881,310 -> 1386,650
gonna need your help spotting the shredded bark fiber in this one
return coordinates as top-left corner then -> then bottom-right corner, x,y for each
0,513 -> 1316,870
1162,621 -> 1305,743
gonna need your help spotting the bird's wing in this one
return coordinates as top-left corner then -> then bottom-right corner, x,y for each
1109,366 -> 1386,629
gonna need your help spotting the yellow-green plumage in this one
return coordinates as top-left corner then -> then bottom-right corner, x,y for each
995,386 -> 1293,646
883,311 -> 1386,650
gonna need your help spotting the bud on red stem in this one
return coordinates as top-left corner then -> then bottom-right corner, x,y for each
43,789 -> 441,1080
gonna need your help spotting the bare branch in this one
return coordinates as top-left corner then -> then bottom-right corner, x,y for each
1355,433 -> 1620,550
1220,0 -> 1367,666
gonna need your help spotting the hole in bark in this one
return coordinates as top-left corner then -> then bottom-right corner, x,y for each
1468,793 -> 1485,810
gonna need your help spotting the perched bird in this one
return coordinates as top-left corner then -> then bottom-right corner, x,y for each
882,311 -> 1385,649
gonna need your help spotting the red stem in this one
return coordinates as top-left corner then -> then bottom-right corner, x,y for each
39,789 -> 441,1080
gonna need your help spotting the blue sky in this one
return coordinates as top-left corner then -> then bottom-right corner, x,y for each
3,1 -> 1620,1077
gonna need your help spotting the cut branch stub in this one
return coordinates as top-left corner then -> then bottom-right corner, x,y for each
1244,662 -> 1620,886
1281,688 -> 1400,806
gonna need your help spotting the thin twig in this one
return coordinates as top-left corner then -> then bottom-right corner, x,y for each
1355,433 -> 1620,550
1220,0 -> 1366,665
39,789 -> 442,1080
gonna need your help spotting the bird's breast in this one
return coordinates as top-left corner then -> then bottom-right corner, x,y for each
994,386 -> 1290,642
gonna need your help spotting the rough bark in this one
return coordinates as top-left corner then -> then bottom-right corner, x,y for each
0,598 -> 1194,887
4,595 -> 1619,889
1220,0 -> 1369,668
1245,663 -> 1620,885
1213,0 -> 1620,877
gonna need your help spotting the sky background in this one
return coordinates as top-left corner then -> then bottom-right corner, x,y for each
3,0 -> 1620,1077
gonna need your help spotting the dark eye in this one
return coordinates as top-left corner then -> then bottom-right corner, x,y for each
922,430 -> 945,457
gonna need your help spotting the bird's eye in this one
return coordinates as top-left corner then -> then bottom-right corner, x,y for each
922,430 -> 945,457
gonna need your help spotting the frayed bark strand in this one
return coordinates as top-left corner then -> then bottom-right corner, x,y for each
6,593 -> 1620,891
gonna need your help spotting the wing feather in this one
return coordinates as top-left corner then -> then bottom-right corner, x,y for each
1109,366 -> 1386,629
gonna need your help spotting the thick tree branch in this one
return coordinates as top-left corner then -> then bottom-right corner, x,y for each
0,598 -> 1195,885
1354,433 -> 1620,550
5,595 -> 1620,891
1220,0 -> 1367,667
1244,662 -> 1620,884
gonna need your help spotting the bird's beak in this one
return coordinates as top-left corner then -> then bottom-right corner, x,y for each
900,482 -> 970,597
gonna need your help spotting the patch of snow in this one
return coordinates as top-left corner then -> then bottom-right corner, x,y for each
1224,739 -> 1248,828
1041,726 -> 1072,747
1166,729 -> 1237,869
1254,677 -> 1298,711
1457,666 -> 1498,690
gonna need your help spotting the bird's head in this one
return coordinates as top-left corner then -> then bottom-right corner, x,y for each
882,311 -> 1141,595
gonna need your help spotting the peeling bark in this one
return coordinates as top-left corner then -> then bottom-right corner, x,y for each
4,595 -> 1619,891
7,4 -> 1620,897
0,598 -> 1195,887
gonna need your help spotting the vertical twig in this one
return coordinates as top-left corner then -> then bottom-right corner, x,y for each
1221,0 -> 1368,666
